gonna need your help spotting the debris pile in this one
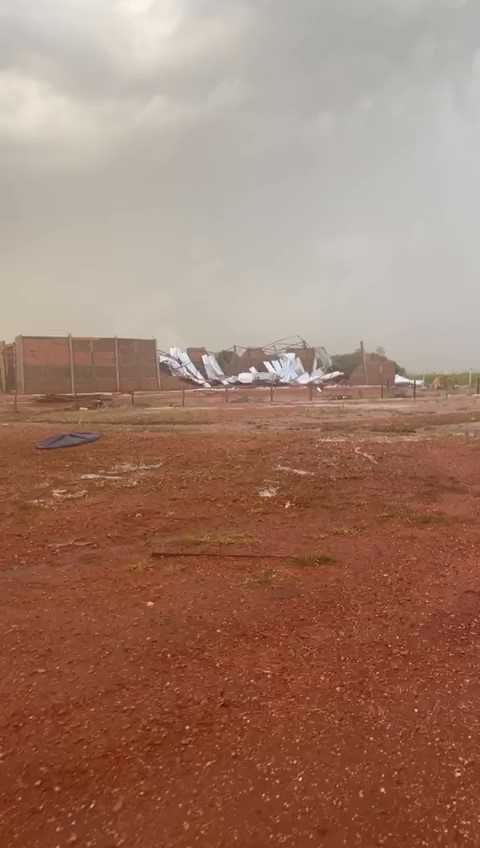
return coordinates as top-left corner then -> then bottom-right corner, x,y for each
159,346 -> 343,388
394,375 -> 424,387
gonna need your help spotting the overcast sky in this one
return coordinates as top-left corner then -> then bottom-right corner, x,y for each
1,0 -> 480,369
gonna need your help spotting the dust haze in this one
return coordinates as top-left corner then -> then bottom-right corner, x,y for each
1,0 -> 479,370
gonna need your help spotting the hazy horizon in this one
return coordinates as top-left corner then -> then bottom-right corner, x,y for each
2,0 -> 480,372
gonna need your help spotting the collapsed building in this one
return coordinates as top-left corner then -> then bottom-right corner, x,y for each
158,338 -> 404,390
0,334 -> 402,394
159,338 -> 343,388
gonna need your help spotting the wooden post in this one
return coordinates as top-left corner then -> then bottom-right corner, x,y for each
386,379 -> 391,397
477,376 -> 480,395
114,336 -> 120,392
413,379 -> 417,400
182,388 -> 186,407
308,383 -> 313,402
469,369 -> 473,393
14,391 -> 18,414
225,386 -> 229,404
270,384 -> 274,403
380,381 -> 384,400
131,391 -> 135,406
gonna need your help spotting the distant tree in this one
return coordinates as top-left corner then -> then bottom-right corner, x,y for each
375,346 -> 386,357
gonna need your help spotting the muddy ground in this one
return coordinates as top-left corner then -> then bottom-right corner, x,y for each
2,397 -> 480,847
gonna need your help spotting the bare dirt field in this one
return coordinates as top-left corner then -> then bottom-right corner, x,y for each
2,396 -> 480,847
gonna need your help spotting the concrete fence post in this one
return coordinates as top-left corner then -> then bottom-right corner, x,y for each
154,338 -> 162,390
68,334 -> 76,395
16,336 -> 25,395
114,336 -> 121,392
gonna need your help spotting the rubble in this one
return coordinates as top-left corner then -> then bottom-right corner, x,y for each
159,345 -> 343,388
394,375 -> 424,387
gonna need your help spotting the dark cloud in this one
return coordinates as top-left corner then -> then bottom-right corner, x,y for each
1,0 -> 480,368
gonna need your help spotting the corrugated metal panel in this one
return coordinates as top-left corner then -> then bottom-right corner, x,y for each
287,346 -> 315,373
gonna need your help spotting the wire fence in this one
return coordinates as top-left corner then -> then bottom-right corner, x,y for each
2,376 -> 480,417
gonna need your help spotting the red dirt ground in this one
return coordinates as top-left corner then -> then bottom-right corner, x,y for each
2,410 -> 480,847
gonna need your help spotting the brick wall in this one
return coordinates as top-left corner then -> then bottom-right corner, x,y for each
14,336 -> 159,394
347,354 -> 396,386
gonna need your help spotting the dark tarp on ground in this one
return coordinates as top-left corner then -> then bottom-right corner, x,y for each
36,432 -> 101,450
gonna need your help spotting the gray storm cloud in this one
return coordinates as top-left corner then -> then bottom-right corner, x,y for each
1,0 -> 479,369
